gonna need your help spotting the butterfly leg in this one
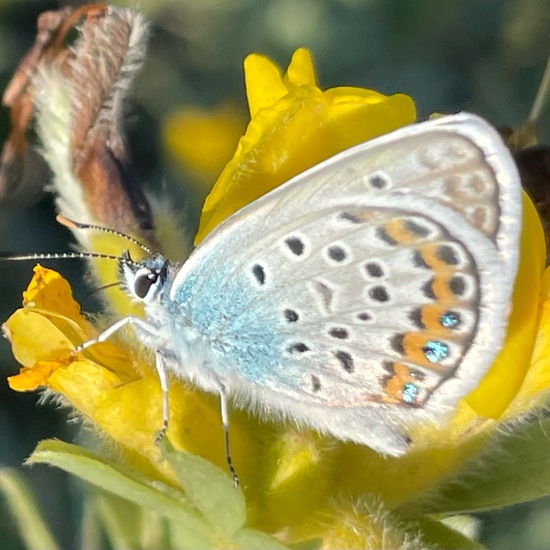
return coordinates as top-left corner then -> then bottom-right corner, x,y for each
154,348 -> 172,442
76,316 -> 241,487
218,384 -> 240,488
75,315 -> 161,351
75,315 -> 172,440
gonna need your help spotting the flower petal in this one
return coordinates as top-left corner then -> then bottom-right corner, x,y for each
284,47 -> 317,88
465,192 -> 546,419
244,53 -> 289,118
196,50 -> 415,242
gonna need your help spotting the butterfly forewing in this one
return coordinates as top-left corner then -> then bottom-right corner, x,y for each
167,113 -> 521,455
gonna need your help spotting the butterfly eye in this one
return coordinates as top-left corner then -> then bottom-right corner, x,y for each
134,271 -> 158,299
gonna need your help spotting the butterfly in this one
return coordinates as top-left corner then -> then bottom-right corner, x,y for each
75,113 -> 521,479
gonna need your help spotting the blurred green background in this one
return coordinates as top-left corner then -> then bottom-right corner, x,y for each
1,0 -> 549,548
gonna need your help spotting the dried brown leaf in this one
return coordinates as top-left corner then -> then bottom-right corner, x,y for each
1,5 -> 157,248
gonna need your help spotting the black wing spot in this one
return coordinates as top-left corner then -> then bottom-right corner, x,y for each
335,350 -> 354,373
327,245 -> 347,263
449,276 -> 466,296
421,278 -> 436,300
339,211 -> 362,224
412,250 -> 430,269
369,285 -> 390,302
329,327 -> 349,339
284,309 -> 299,322
285,236 -> 305,256
357,312 -> 372,321
365,262 -> 384,278
376,227 -> 397,246
311,375 -> 321,392
390,333 -> 405,354
437,244 -> 460,266
410,369 -> 426,382
288,342 -> 310,353
382,360 -> 395,374
252,264 -> 266,285
369,174 -> 388,189
403,218 -> 431,238
408,307 -> 425,329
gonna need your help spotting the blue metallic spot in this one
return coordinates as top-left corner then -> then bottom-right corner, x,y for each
440,311 -> 461,329
423,340 -> 449,363
402,383 -> 418,404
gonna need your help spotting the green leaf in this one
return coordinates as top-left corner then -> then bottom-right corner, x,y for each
287,538 -> 322,550
233,528 -> 290,549
159,438 -> 246,535
93,492 -> 164,549
0,468 -> 60,550
27,439 -> 211,547
415,417 -> 550,515
27,439 -> 290,549
80,496 -> 104,550
166,520 -> 206,550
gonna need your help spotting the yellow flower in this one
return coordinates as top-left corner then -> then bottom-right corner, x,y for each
5,47 -> 550,549
195,47 -> 416,243
163,103 -> 246,182
5,265 -> 258,485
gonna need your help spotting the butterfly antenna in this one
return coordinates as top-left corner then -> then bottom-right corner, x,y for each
529,48 -> 550,122
56,215 -> 154,255
0,251 -> 122,262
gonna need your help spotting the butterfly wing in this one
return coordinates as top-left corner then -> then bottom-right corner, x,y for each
167,113 -> 521,455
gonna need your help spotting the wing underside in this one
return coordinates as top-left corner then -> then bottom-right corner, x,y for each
169,114 -> 522,454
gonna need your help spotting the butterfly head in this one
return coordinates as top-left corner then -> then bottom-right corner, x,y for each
119,250 -> 169,305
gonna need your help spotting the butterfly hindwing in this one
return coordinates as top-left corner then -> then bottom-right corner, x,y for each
167,113 -> 521,454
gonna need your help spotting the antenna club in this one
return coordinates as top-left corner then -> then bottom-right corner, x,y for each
56,215 -> 79,229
